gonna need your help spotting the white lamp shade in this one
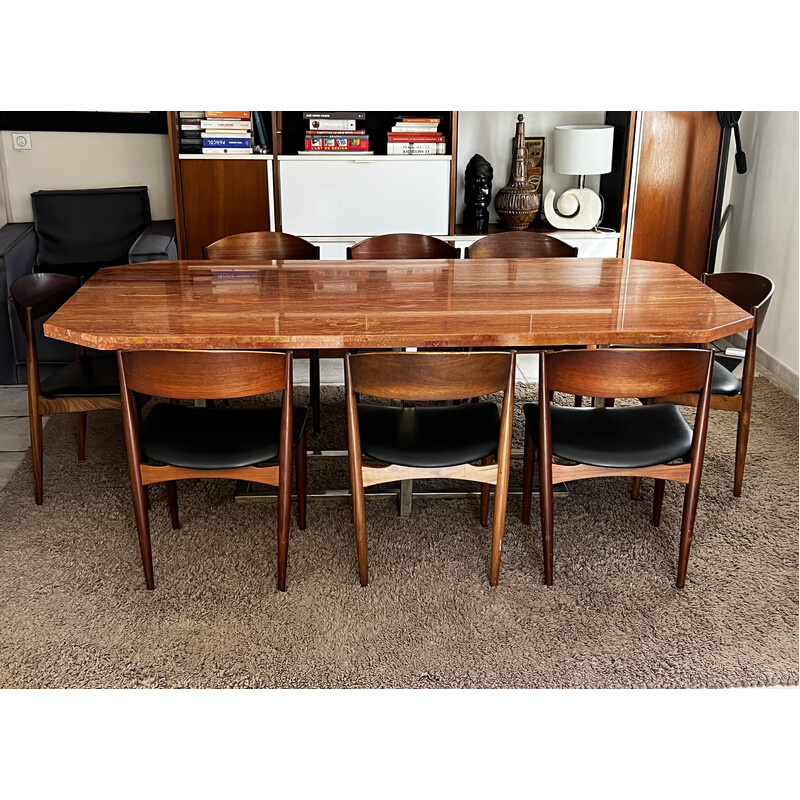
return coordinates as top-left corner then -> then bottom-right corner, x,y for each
553,124 -> 614,176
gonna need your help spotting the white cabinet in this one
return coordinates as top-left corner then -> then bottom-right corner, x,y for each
279,155 -> 451,238
451,229 -> 620,258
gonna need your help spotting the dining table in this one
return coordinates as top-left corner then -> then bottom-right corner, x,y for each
43,257 -> 754,511
43,257 -> 753,351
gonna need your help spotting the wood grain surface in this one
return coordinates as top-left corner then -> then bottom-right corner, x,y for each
44,258 -> 753,351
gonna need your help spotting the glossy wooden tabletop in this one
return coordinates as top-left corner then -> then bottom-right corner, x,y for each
43,258 -> 753,350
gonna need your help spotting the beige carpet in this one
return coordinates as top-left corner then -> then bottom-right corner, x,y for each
1,378 -> 797,689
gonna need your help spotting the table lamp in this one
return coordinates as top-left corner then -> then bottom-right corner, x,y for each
543,124 -> 614,230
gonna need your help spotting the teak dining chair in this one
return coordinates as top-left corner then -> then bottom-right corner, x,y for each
117,349 -> 308,591
522,347 -> 714,588
346,233 -> 460,260
10,272 -> 121,504
202,231 -> 323,434
639,271 -> 774,497
345,350 -> 515,587
464,230 -> 578,259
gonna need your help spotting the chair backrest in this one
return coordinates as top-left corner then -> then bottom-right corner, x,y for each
10,273 -> 82,391
465,231 -> 578,259
702,272 -> 774,335
118,349 -> 292,400
347,233 -> 460,260
203,232 -> 320,261
32,187 -> 151,268
541,347 -> 714,401
347,350 -> 514,402
10,273 -> 81,324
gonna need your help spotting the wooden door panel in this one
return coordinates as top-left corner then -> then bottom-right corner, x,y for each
631,112 -> 722,278
180,160 -> 271,259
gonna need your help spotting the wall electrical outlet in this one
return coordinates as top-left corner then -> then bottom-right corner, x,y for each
12,132 -> 32,150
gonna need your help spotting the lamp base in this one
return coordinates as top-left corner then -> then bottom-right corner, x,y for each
543,188 -> 602,230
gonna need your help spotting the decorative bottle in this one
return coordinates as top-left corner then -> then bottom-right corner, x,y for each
494,114 -> 539,230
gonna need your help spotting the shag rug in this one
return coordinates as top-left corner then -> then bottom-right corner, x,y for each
1,378 -> 797,689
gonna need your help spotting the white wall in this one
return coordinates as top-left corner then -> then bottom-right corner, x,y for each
0,130 -> 174,221
456,111 -> 608,224
719,111 -> 799,394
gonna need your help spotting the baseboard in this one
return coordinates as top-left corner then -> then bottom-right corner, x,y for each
725,333 -> 799,399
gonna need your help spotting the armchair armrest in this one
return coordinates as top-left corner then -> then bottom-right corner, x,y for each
1,223 -> 36,383
128,219 -> 178,263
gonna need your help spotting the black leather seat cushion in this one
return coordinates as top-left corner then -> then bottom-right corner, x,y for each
707,361 -> 742,396
523,402 -> 693,469
139,404 -> 308,470
39,351 -> 120,397
358,402 -> 500,468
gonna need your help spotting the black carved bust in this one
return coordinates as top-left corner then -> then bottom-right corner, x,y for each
463,154 -> 493,233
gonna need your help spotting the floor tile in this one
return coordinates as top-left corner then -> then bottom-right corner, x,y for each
0,451 -> 26,492
0,386 -> 29,417
0,416 -> 31,452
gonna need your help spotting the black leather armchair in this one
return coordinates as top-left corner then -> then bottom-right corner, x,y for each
0,186 -> 177,384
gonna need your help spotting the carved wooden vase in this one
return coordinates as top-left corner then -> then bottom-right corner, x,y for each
494,114 -> 540,230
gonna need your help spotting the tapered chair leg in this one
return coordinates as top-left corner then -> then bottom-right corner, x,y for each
651,479 -> 665,526
540,481 -> 554,586
166,480 -> 180,529
351,483 -> 369,587
30,411 -> 45,505
76,411 -> 87,461
130,477 -> 154,590
631,476 -> 643,500
676,482 -> 701,589
733,407 -> 751,498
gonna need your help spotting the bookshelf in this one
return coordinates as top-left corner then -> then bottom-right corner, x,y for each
167,111 -> 459,259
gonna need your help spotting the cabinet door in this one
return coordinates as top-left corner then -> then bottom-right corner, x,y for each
279,157 -> 451,236
631,112 -> 723,278
180,159 -> 272,259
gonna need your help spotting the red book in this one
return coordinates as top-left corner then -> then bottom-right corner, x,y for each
395,117 -> 441,123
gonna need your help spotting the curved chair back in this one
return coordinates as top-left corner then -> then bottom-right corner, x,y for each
702,272 -> 774,335
203,231 -> 320,260
10,272 -> 121,505
465,231 -> 578,259
119,349 -> 291,400
348,350 -> 513,401
347,233 -> 460,260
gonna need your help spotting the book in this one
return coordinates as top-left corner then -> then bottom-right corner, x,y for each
391,124 -> 440,132
306,118 -> 358,131
394,117 -> 441,124
386,142 -> 445,155
305,136 -> 370,151
303,111 -> 366,120
200,119 -> 252,129
252,111 -> 270,153
306,129 -> 366,136
201,136 -> 252,147
206,111 -> 251,119
386,132 -> 445,141
299,151 -> 374,155
180,129 -> 202,138
179,111 -> 205,118
202,147 -> 253,154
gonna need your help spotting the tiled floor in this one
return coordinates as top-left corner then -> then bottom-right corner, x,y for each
0,353 -> 541,493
